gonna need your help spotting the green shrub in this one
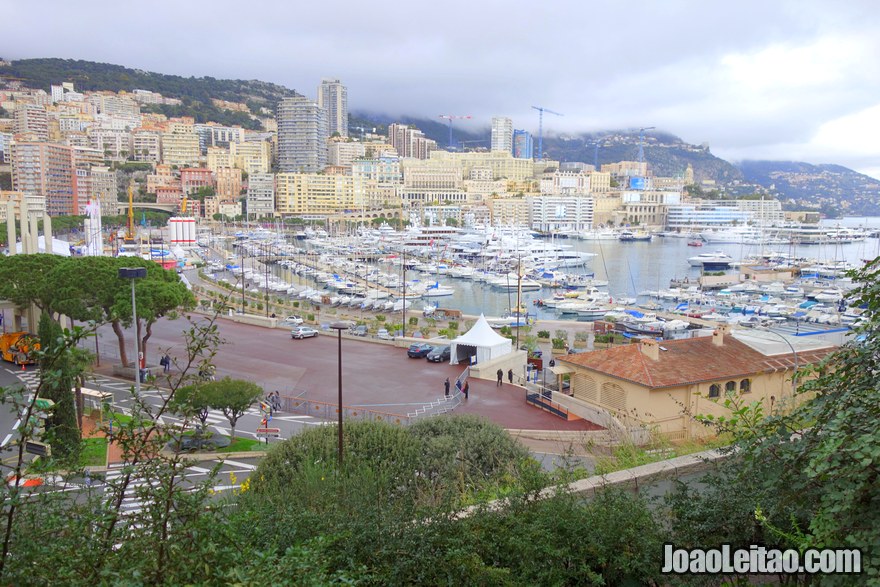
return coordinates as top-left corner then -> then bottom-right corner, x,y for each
551,338 -> 567,350
537,330 -> 550,339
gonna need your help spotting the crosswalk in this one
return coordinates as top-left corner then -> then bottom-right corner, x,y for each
103,459 -> 253,521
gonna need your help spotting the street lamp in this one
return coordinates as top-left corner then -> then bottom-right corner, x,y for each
761,327 -> 799,401
119,267 -> 147,396
329,321 -> 352,464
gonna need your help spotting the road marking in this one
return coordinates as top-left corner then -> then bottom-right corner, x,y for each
273,415 -> 315,421
12,421 -> 19,431
218,459 -> 257,470
1,434 -> 12,447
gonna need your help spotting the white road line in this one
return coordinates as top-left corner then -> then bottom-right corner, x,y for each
1,434 -> 12,447
218,459 -> 257,470
187,466 -> 212,474
273,415 -> 314,421
12,420 -> 19,431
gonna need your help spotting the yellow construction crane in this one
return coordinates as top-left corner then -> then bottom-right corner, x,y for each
125,182 -> 135,243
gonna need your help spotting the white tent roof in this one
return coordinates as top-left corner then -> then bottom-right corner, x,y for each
449,314 -> 513,365
453,314 -> 510,346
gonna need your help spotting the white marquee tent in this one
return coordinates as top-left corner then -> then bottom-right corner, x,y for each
449,314 -> 513,365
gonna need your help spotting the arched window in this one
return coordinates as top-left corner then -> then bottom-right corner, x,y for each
725,381 -> 736,393
709,384 -> 721,398
740,379 -> 751,393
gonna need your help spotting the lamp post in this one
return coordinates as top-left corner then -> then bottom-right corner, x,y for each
119,267 -> 147,396
762,328 -> 799,401
329,321 -> 351,464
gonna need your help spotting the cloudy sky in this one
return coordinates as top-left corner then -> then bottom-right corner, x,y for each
6,0 -> 880,178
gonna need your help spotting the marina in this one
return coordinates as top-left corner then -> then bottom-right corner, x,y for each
191,217 -> 880,337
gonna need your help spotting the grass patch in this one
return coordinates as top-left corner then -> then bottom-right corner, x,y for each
80,437 -> 108,467
216,437 -> 265,453
594,436 -> 730,475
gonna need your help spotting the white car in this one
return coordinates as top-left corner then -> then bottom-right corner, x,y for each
282,315 -> 304,325
290,326 -> 318,339
376,328 -> 393,340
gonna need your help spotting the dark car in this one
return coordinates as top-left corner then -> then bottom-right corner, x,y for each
426,345 -> 451,363
407,343 -> 434,358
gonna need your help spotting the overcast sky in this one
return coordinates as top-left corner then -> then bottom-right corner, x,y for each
5,0 -> 880,179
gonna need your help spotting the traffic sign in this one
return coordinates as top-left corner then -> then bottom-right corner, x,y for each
25,441 -> 51,458
34,398 -> 55,410
255,427 -> 281,438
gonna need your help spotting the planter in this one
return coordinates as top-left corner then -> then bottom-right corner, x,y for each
551,347 -> 568,356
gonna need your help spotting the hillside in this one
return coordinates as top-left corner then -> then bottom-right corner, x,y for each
0,58 -> 297,130
738,160 -> 880,217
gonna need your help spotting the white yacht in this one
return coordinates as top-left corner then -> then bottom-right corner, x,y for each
687,251 -> 735,267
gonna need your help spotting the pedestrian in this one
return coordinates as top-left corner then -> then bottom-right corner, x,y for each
507,368 -> 514,384
163,354 -> 171,373
159,355 -> 167,371
463,381 -> 469,399
496,368 -> 503,387
444,377 -> 450,397
273,390 -> 282,413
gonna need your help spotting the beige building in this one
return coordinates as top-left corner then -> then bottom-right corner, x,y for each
89,165 -> 118,211
591,192 -> 624,225
555,326 -> 836,440
488,197 -> 529,226
214,167 -> 242,200
328,140 -> 366,167
207,146 -> 233,172
161,119 -> 201,167
147,164 -> 177,193
428,151 -> 553,182
275,173 -> 365,216
132,128 -> 162,163
231,140 -> 271,175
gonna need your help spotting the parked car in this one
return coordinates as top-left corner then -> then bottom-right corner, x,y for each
350,324 -> 369,337
376,328 -> 393,340
290,326 -> 318,339
407,343 -> 434,358
426,345 -> 451,363
282,315 -> 304,325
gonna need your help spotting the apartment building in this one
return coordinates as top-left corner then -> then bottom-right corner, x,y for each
328,140 -> 365,166
206,146 -> 233,172
89,165 -> 118,211
214,167 -> 242,200
512,130 -> 533,159
528,195 -> 595,232
231,140 -> 271,174
490,117 -> 513,153
351,157 -> 402,185
275,173 -> 364,216
147,164 -> 177,193
318,78 -> 348,138
489,197 -> 529,226
132,128 -> 162,163
11,142 -> 78,216
387,123 -> 436,159
13,104 -> 49,141
180,168 -> 214,195
277,95 -> 329,173
194,123 -> 245,154
161,119 -> 201,167
246,172 -> 275,218
89,128 -> 133,161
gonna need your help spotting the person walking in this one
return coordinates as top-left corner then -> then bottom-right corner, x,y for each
507,368 -> 514,384
496,368 -> 504,387
163,354 -> 171,373
463,381 -> 469,399
444,377 -> 450,397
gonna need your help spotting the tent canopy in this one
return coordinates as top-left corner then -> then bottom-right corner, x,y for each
449,314 -> 513,365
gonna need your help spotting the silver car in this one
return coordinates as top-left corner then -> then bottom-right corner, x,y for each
290,326 -> 318,339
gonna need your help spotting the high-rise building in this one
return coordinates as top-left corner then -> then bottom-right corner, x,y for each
512,129 -> 533,159
161,119 -> 201,167
387,123 -> 436,159
317,78 -> 348,138
11,142 -> 78,216
246,173 -> 275,218
277,96 -> 329,173
13,104 -> 49,141
491,117 -> 513,153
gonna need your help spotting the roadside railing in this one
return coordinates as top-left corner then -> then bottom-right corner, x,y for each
285,396 -> 412,426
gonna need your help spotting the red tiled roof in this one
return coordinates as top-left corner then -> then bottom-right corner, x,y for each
557,336 -> 835,389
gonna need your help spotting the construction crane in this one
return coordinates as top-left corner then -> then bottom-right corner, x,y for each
438,114 -> 472,150
125,182 -> 136,243
531,105 -> 563,160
